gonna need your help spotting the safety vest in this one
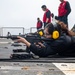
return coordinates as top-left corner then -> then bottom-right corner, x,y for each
43,9 -> 51,23
37,21 -> 42,28
58,1 -> 67,16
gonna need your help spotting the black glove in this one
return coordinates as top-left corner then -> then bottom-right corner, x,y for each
55,16 -> 59,20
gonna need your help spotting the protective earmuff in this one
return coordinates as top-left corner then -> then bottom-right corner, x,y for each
45,23 -> 60,39
52,24 -> 60,39
52,30 -> 59,39
38,29 -> 44,36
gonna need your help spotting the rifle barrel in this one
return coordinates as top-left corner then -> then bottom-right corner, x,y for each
0,36 -> 8,38
0,35 -> 53,42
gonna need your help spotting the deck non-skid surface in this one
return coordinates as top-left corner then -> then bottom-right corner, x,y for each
0,39 -> 75,63
0,62 -> 75,75
0,39 -> 75,75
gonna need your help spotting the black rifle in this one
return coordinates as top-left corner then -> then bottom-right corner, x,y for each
0,34 -> 53,44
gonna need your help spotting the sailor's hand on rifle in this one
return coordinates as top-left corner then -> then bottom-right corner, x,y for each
16,36 -> 26,43
16,36 -> 31,47
34,42 -> 45,48
38,42 -> 45,47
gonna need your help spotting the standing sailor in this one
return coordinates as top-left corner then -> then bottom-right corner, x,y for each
36,18 -> 43,30
41,5 -> 51,28
56,0 -> 71,27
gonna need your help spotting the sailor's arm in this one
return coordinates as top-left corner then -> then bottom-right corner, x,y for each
65,2 -> 71,16
16,36 -> 55,57
46,11 -> 51,23
67,30 -> 75,36
57,21 -> 75,36
16,36 -> 31,47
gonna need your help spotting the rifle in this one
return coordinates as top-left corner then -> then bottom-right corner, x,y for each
0,34 -> 53,44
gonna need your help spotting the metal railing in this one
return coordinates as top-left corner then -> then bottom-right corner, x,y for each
0,27 -> 37,36
30,27 -> 37,33
0,27 -> 25,36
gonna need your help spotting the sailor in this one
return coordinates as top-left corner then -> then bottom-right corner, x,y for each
36,18 -> 43,31
16,23 -> 71,57
56,0 -> 71,27
41,5 -> 51,28
57,21 -> 75,56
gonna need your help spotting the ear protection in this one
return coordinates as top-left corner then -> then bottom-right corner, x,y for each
47,23 -> 60,39
38,23 -> 60,39
52,30 -> 59,39
52,24 -> 59,39
38,29 -> 44,36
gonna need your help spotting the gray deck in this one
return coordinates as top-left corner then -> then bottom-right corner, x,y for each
0,38 -> 75,63
0,38 -> 75,75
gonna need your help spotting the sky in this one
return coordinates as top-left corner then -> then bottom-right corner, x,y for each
0,0 -> 75,30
